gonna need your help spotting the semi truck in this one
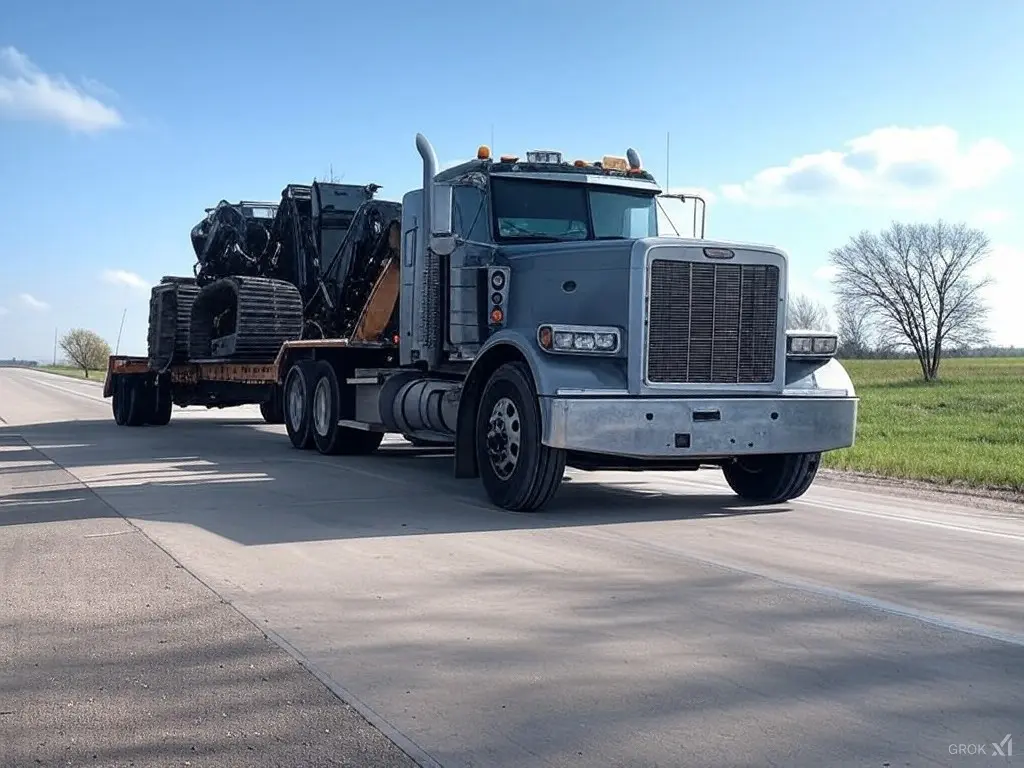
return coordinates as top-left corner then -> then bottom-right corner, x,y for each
103,133 -> 859,512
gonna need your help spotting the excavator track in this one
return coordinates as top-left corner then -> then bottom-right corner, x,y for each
147,277 -> 200,371
188,275 -> 303,361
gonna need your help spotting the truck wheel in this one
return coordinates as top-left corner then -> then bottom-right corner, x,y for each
475,361 -> 565,511
149,385 -> 173,426
283,360 -> 316,449
112,378 -> 128,426
721,452 -> 821,503
124,378 -> 148,427
260,387 -> 284,424
311,360 -> 383,455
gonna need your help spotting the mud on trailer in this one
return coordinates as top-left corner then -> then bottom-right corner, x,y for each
104,134 -> 859,512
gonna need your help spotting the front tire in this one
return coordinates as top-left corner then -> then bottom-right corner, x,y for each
283,360 -> 316,449
475,361 -> 565,511
721,452 -> 821,503
310,360 -> 383,455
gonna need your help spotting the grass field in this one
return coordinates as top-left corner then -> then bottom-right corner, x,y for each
36,365 -> 106,382
823,357 -> 1024,494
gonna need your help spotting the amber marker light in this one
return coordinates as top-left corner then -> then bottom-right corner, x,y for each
490,307 -> 504,324
538,326 -> 553,349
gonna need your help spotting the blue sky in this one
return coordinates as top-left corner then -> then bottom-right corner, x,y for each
1,0 -> 1022,361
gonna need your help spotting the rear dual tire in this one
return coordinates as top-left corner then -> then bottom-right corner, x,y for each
111,375 -> 172,427
283,359 -> 383,455
283,361 -> 316,449
260,387 -> 285,424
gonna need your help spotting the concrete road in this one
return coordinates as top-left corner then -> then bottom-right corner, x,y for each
2,366 -> 1022,768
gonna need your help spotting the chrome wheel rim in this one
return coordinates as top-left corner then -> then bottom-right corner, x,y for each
313,377 -> 331,436
486,396 -> 521,480
287,373 -> 305,432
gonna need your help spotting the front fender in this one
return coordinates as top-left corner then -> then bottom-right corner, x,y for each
784,357 -> 857,397
469,329 -> 628,396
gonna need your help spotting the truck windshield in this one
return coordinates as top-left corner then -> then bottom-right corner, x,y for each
490,177 -> 658,242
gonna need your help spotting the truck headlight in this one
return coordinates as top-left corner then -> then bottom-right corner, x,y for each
537,324 -> 621,355
786,331 -> 838,358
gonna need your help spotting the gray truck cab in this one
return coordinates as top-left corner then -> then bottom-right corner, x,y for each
383,134 -> 857,510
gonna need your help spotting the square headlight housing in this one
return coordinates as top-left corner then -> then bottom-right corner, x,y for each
786,330 -> 839,359
537,324 -> 622,355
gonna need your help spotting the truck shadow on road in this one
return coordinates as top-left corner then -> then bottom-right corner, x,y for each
0,417 -> 787,545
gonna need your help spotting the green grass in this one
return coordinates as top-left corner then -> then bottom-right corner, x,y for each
823,357 -> 1024,494
36,365 -> 106,382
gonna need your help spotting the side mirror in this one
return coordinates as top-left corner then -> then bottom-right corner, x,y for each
432,184 -> 453,235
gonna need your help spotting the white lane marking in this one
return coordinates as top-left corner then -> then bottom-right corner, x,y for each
622,471 -> 1024,542
578,527 -> 1024,649
796,498 -> 1024,543
20,375 -> 108,404
739,569 -> 1024,648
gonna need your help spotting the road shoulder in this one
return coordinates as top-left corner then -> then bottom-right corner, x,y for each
0,433 -> 423,768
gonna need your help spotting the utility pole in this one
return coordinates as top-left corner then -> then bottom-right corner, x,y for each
52,327 -> 57,365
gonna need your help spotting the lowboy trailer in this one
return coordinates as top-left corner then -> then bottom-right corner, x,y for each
104,133 -> 859,511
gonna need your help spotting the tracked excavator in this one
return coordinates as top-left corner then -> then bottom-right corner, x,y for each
105,133 -> 858,512
142,181 -> 402,423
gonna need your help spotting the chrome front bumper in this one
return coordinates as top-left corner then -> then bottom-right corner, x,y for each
539,395 -> 858,458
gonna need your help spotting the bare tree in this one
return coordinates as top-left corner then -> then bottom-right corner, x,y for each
787,293 -> 831,331
829,220 -> 991,380
833,296 -> 874,358
59,328 -> 111,378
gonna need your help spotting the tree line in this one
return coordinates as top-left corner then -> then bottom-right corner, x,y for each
786,219 -> 1005,381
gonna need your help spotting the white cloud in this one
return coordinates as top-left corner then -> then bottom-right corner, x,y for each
0,46 -> 123,133
812,264 -> 838,282
102,269 -> 150,291
19,293 -> 49,310
972,209 -> 1010,226
975,244 -> 1024,347
722,126 -> 1013,208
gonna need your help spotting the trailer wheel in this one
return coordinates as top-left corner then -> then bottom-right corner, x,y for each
260,387 -> 284,424
475,361 -> 565,511
149,383 -> 173,426
721,452 -> 821,503
124,378 -> 149,427
283,360 -> 316,449
311,360 -> 383,455
112,378 -> 128,426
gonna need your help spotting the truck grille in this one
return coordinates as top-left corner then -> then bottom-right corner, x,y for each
646,259 -> 779,384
